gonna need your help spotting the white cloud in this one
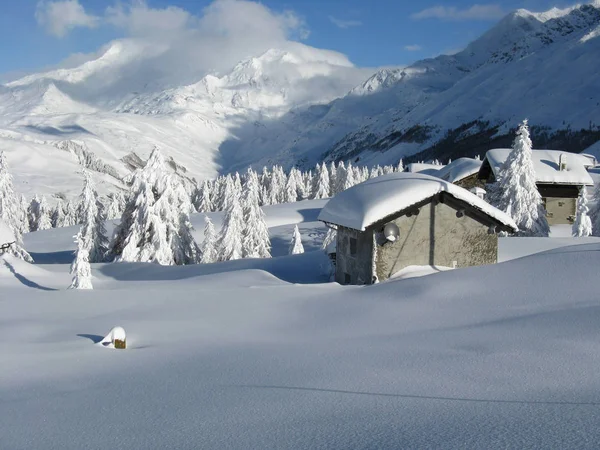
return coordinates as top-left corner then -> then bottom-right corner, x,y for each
404,44 -> 422,52
411,4 -> 504,21
35,0 -> 99,37
329,16 -> 362,29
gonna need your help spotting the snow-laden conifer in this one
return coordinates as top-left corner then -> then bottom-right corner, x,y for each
19,194 -> 29,234
27,195 -> 40,231
573,186 -> 592,237
342,162 -> 356,191
284,169 -> 298,203
397,159 -> 404,172
64,200 -> 79,226
0,152 -> 32,261
51,200 -> 66,228
289,224 -> 304,255
492,120 -> 549,236
198,179 -> 214,212
69,231 -> 93,290
32,195 -> 52,231
312,162 -> 330,199
218,178 -> 244,261
154,175 -> 201,265
242,169 -> 271,258
78,170 -> 109,263
321,227 -> 337,252
328,162 -> 337,195
200,215 -> 218,264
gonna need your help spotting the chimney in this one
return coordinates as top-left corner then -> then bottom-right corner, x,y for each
559,153 -> 567,171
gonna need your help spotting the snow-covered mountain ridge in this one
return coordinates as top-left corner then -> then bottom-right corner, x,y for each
1,3 -> 600,199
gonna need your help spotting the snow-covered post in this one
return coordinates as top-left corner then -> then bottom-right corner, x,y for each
289,225 -> 304,255
573,186 -> 592,237
491,119 -> 549,236
69,231 -> 93,290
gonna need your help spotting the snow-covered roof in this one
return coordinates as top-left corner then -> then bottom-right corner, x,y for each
436,158 -> 482,183
405,163 -> 445,176
482,149 -> 594,185
318,172 -> 517,232
0,220 -> 15,245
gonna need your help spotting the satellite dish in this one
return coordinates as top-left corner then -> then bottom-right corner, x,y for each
383,223 -> 400,242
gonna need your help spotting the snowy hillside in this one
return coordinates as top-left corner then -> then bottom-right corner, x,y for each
0,40 -> 369,199
2,3 -> 600,200
4,203 -> 600,447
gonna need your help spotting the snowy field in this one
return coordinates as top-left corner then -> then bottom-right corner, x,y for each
3,202 -> 600,448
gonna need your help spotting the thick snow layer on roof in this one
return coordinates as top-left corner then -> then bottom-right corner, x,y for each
318,172 -> 517,232
436,158 -> 482,183
0,220 -> 15,245
485,149 -> 594,185
405,163 -> 444,176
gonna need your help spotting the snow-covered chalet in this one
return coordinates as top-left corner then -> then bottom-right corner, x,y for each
318,172 -> 517,285
478,149 -> 595,225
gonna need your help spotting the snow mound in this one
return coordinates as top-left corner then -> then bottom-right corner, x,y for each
318,172 -> 517,232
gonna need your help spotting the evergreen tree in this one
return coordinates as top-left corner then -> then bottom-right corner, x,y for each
37,196 -> 52,231
218,181 -> 244,261
241,169 -> 271,258
335,162 -> 346,193
289,225 -> 304,255
284,169 -> 298,203
27,195 -> 40,232
591,183 -> 600,236
312,162 -> 330,199
342,162 -> 356,191
573,186 -> 592,237
491,120 -> 549,237
328,161 -> 337,195
51,199 -> 66,228
397,159 -> 404,172
321,227 -> 337,252
19,194 -> 29,234
259,167 -> 271,206
0,152 -> 32,261
154,175 -> 201,265
198,179 -> 214,212
304,170 -> 314,200
200,215 -> 218,264
64,200 -> 79,226
69,231 -> 93,290
78,170 -> 109,263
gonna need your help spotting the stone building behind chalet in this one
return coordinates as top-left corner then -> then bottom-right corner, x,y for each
478,149 -> 595,225
318,173 -> 517,286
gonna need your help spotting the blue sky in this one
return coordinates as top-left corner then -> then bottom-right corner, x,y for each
0,0 -> 581,77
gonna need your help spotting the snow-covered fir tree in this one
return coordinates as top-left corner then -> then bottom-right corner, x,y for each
0,152 -> 32,261
573,186 -> 592,237
397,159 -> 404,172
312,162 -> 330,199
197,179 -> 214,213
284,169 -> 298,203
342,162 -> 356,191
18,194 -> 29,234
591,183 -> 600,236
200,215 -> 218,264
154,175 -> 201,265
27,195 -> 41,232
328,161 -> 338,195
63,200 -> 79,226
259,167 -> 271,206
321,227 -> 337,252
69,231 -> 93,290
491,120 -> 549,237
218,180 -> 244,261
241,169 -> 271,258
77,170 -> 109,263
51,199 -> 66,228
289,225 -> 304,255
37,196 -> 52,231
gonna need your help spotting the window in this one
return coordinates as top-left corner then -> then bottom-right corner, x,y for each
349,238 -> 357,256
558,201 -> 565,207
344,273 -> 352,284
